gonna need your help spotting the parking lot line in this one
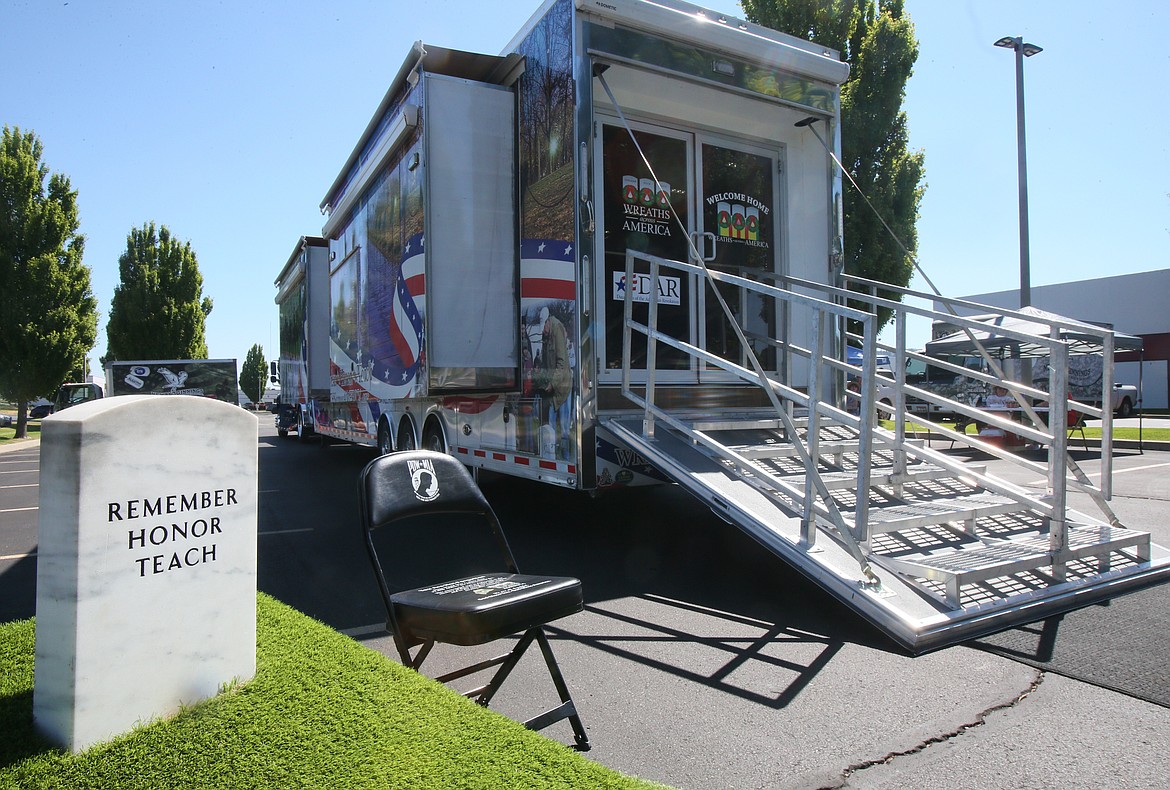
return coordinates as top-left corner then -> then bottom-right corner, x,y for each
1025,460 -> 1170,488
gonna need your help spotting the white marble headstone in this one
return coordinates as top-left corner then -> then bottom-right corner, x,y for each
34,394 -> 258,752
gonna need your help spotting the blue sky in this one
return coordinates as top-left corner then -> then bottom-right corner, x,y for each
4,0 -> 1167,376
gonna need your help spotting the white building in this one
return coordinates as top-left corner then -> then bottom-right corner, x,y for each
955,269 -> 1169,409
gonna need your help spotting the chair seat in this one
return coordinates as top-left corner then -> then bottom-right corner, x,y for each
390,572 -> 583,646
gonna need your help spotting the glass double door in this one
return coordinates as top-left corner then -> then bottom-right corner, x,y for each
596,118 -> 780,384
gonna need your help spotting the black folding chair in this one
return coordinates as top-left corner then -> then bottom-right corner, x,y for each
358,450 -> 589,750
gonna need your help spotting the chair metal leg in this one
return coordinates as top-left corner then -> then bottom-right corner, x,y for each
393,632 -> 433,670
533,629 -> 590,750
476,629 -> 539,706
462,628 -> 590,750
394,627 -> 589,748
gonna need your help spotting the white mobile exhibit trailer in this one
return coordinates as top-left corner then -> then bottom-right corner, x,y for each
310,0 -> 849,486
274,236 -> 331,438
289,0 -> 1169,651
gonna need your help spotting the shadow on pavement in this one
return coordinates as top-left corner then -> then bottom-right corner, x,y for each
0,555 -> 36,623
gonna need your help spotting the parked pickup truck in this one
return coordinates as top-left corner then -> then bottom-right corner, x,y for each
1111,382 -> 1138,418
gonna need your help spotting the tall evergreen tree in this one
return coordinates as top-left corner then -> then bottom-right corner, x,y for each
105,222 -> 213,361
742,0 -> 925,327
240,344 -> 267,406
0,126 -> 98,438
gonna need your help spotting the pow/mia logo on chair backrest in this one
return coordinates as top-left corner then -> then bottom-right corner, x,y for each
408,458 -> 440,502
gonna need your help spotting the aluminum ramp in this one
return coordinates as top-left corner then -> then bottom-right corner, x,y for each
606,248 -> 1170,652
598,414 -> 1170,653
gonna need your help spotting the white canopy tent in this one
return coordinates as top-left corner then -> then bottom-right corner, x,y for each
926,306 -> 1148,447
925,306 -> 1144,358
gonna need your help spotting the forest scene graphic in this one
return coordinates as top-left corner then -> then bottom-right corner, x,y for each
517,0 -> 574,241
513,0 -> 578,462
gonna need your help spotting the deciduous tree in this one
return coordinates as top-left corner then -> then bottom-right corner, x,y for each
742,0 -> 925,327
105,222 -> 213,362
0,126 -> 98,438
240,344 -> 267,406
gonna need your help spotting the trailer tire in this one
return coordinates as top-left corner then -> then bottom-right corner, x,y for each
396,418 -> 417,453
422,419 -> 446,454
1117,397 -> 1133,418
377,419 -> 393,456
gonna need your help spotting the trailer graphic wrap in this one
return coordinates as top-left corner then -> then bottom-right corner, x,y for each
515,0 -> 579,465
278,276 -> 308,405
389,236 -> 425,379
365,140 -> 426,393
368,231 -> 425,389
329,248 -> 364,404
327,129 -> 427,437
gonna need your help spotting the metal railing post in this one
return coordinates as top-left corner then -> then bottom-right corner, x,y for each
622,252 -> 634,389
892,309 -> 908,495
1048,341 -> 1070,580
644,257 -> 661,438
854,320 -> 876,542
802,311 -> 823,545
1101,333 -> 1115,498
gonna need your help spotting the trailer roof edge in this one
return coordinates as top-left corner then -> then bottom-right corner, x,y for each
319,44 -> 525,220
574,0 -> 849,85
319,42 -> 427,215
274,235 -> 326,292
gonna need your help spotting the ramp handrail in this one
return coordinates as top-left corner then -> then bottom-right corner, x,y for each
617,248 -> 1129,587
775,270 -> 1122,527
620,249 -> 886,582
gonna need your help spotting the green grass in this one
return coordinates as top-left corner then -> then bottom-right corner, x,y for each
1105,427 -> 1170,441
877,420 -> 1170,443
0,594 -> 666,790
0,402 -> 41,445
0,422 -> 41,445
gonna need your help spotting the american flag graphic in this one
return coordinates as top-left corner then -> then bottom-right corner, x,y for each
387,233 -> 425,385
520,238 -> 576,300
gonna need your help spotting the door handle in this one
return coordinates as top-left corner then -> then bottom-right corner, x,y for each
690,232 -> 718,263
703,232 -> 717,262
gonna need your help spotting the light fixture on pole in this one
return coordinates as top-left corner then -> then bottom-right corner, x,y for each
994,35 -> 1042,309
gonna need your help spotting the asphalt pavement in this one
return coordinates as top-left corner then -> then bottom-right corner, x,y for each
2,422 -> 1168,789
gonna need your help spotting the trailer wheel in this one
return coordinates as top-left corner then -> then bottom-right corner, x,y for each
1117,397 -> 1133,418
297,410 -> 311,443
377,419 -> 393,455
396,418 -> 417,453
422,419 -> 446,454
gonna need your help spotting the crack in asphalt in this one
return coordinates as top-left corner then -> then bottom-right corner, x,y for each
818,669 -> 1047,789
1115,493 -> 1170,503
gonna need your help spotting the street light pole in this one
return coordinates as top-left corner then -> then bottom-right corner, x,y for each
995,36 -> 1042,309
